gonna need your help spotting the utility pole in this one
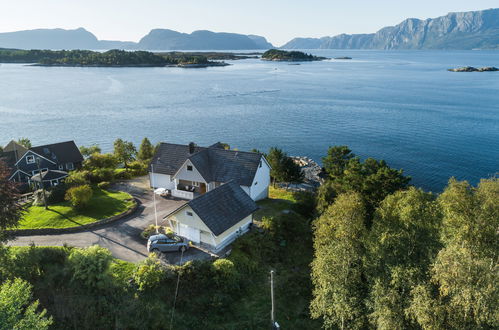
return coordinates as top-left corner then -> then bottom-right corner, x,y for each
270,270 -> 280,329
36,157 -> 48,210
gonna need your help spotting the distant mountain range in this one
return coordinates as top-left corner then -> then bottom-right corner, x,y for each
0,9 -> 498,51
0,28 -> 273,50
282,8 -> 499,50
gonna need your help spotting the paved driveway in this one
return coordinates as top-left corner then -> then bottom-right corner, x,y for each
9,179 -> 189,263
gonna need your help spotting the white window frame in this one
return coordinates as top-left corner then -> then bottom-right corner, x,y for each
26,155 -> 35,164
191,181 -> 200,187
58,165 -> 64,170
66,162 -> 74,170
51,180 -> 59,186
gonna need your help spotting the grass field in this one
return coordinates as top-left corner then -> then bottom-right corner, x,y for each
18,187 -> 134,229
254,186 -> 298,221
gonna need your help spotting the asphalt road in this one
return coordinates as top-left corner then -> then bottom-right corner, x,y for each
9,180 -> 188,263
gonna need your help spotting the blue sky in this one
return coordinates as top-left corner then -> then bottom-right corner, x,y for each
0,1 -> 497,46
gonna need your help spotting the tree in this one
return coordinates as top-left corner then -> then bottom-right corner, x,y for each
427,178 -> 499,328
113,139 -> 137,170
0,278 -> 53,330
133,254 -> 164,292
322,146 -> 355,179
83,153 -> 118,170
65,184 -> 93,209
310,192 -> 367,329
366,188 -> 442,329
266,147 -> 303,185
17,138 -> 31,149
137,138 -> 154,161
79,144 -> 101,158
0,160 -> 24,242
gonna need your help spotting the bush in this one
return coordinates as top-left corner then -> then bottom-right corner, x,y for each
47,183 -> 68,204
141,225 -> 160,239
65,185 -> 93,209
133,254 -> 164,291
65,171 -> 89,187
97,181 -> 110,190
115,170 -> 132,180
212,259 -> 239,288
89,168 -> 115,183
67,245 -> 113,291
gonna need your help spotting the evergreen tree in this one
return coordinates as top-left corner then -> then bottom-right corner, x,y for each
137,138 -> 154,161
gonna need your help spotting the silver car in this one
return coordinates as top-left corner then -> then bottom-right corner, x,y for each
147,234 -> 189,253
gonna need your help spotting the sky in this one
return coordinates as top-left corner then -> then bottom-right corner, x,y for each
0,1 -> 497,46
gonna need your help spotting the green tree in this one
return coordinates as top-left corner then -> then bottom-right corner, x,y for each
133,254 -> 164,292
0,278 -> 53,330
0,161 -> 24,242
427,178 -> 499,328
266,147 -> 303,185
322,146 -> 355,179
310,192 -> 367,329
366,188 -> 442,329
17,138 -> 31,149
67,245 -> 113,291
113,139 -> 137,170
137,137 -> 154,161
83,153 -> 118,170
79,144 -> 101,158
65,184 -> 93,209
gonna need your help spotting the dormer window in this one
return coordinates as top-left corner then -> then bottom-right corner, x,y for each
26,155 -> 35,164
187,165 -> 193,171
186,211 -> 193,216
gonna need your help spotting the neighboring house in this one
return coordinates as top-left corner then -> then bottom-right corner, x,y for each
0,140 -> 83,188
164,181 -> 259,251
149,142 -> 271,201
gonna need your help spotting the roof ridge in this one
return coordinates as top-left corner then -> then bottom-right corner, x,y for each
31,140 -> 77,149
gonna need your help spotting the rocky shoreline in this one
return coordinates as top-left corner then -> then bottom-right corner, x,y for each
277,156 -> 325,192
448,66 -> 498,72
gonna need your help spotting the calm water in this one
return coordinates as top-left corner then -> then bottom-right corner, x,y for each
1,50 -> 498,191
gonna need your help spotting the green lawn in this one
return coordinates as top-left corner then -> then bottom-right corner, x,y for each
254,186 -> 297,221
18,187 -> 134,229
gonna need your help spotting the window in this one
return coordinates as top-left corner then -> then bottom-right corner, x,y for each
66,163 -> 74,170
186,211 -> 193,216
51,180 -> 58,186
191,181 -> 200,187
58,165 -> 64,170
187,165 -> 193,171
254,181 -> 258,186
26,155 -> 35,164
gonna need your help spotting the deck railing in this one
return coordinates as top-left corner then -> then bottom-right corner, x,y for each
171,189 -> 194,200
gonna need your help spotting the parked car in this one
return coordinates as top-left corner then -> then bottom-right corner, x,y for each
147,234 -> 189,253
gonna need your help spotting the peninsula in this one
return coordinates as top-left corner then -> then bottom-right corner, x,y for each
261,49 -> 326,62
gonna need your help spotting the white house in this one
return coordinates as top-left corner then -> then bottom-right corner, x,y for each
164,181 -> 259,252
149,142 -> 270,201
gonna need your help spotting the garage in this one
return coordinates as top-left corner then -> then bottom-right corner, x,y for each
178,223 -> 200,244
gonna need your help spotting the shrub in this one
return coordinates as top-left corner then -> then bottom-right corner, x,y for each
133,254 -> 164,291
115,170 -> 132,180
65,171 -> 89,187
129,161 -> 148,177
47,183 -> 68,204
97,181 -> 110,190
67,245 -> 113,291
141,225 -> 160,239
89,168 -> 115,183
212,259 -> 239,290
65,185 -> 93,209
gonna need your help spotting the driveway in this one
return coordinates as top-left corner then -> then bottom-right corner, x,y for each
8,177 -> 209,263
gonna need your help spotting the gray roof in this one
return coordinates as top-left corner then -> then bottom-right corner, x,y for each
150,142 -> 264,186
30,141 -> 83,164
0,150 -> 18,177
187,181 -> 258,236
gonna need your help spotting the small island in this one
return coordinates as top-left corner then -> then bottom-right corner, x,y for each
0,48 -> 229,68
448,66 -> 498,72
334,56 -> 352,60
261,49 -> 326,61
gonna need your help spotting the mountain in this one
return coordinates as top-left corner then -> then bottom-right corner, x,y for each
0,27 -> 273,51
0,28 -> 100,50
138,29 -> 272,50
281,8 -> 499,50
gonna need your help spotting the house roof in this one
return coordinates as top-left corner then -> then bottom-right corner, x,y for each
151,142 -> 264,186
31,170 -> 68,182
30,141 -> 83,165
3,140 -> 28,158
176,181 -> 258,236
0,150 -> 18,177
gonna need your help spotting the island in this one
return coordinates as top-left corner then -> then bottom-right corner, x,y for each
448,66 -> 499,72
0,48 -> 230,67
261,49 -> 326,61
334,56 -> 352,60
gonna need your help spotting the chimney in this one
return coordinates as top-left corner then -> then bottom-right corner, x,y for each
188,142 -> 196,154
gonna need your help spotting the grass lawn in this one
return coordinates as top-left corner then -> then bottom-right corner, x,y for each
254,186 -> 298,221
18,187 -> 134,229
